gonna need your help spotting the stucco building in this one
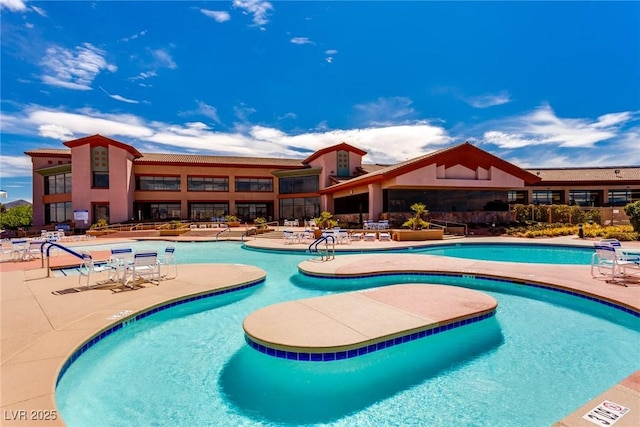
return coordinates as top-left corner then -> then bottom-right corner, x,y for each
25,134 -> 640,228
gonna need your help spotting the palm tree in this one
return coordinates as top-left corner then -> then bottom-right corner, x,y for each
402,203 -> 429,230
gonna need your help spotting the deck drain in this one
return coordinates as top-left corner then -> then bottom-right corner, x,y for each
52,288 -> 81,295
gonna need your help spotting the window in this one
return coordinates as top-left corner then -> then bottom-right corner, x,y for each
279,197 -> 320,220
44,173 -> 72,195
532,190 -> 563,205
508,191 -> 526,204
44,202 -> 72,223
136,176 -> 181,191
608,189 -> 640,206
187,177 -> 229,192
189,203 -> 229,220
91,146 -> 109,189
93,172 -> 109,189
235,203 -> 271,222
234,177 -> 273,192
336,150 -> 349,177
93,204 -> 110,224
278,176 -> 319,194
149,203 -> 181,220
569,190 -> 600,207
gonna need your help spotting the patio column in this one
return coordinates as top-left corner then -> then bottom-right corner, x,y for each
368,182 -> 383,221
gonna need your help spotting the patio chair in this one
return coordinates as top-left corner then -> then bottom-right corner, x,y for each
78,251 -> 113,287
124,250 -> 160,287
283,230 -> 299,244
23,240 -> 45,261
158,245 -> 177,279
108,247 -> 134,283
591,243 -> 636,280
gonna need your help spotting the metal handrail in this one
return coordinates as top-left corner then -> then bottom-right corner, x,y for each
40,241 -> 85,277
429,219 -> 467,235
215,228 -> 231,241
308,235 -> 335,261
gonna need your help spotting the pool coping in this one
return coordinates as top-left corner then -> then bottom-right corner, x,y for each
1,236 -> 639,426
1,261 -> 266,427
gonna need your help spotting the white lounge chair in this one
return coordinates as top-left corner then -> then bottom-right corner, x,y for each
379,232 -> 392,241
363,233 -> 376,242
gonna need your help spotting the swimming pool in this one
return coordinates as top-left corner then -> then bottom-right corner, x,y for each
55,241 -> 639,426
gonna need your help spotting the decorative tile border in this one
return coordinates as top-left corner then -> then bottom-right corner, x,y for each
245,310 -> 496,362
300,270 -> 640,318
55,278 -> 265,385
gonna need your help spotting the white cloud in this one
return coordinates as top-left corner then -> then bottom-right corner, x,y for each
129,71 -> 157,81
121,30 -> 148,43
233,0 -> 273,26
196,101 -> 222,124
40,43 -> 117,90
201,9 -> 231,22
0,0 -> 27,12
99,86 -> 139,104
480,104 -> 636,149
325,57 -> 333,64
354,97 -> 417,126
152,49 -> 177,69
31,5 -> 46,16
324,49 -> 338,55
290,37 -> 312,45
2,103 -> 637,178
0,155 -> 32,178
465,91 -> 511,108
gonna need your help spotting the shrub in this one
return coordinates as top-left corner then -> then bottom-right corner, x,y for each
90,218 -> 108,230
624,201 -> 640,234
314,211 -> 337,229
402,202 -> 429,230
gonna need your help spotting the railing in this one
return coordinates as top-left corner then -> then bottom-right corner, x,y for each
40,241 -> 85,277
241,227 -> 257,241
429,220 -> 466,235
215,228 -> 231,241
308,235 -> 335,261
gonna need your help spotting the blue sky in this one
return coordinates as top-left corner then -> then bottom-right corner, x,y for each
1,0 -> 639,203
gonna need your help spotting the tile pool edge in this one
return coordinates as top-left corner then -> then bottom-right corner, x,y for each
54,277 -> 265,386
244,309 -> 497,362
298,269 -> 640,318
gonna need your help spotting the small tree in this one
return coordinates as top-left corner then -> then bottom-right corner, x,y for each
402,203 -> 429,230
314,211 -> 337,229
624,201 -> 640,234
0,204 -> 33,229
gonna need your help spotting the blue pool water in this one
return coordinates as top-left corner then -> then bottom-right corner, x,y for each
55,241 -> 639,427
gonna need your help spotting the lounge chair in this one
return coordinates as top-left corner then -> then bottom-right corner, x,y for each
379,232 -> 392,241
363,233 -> 377,242
349,232 -> 363,241
124,250 -> 160,287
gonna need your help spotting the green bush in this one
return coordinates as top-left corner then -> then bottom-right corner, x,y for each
624,201 -> 640,234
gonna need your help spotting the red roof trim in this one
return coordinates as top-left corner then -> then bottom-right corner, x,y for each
302,142 -> 367,164
63,134 -> 142,158
320,142 -> 541,194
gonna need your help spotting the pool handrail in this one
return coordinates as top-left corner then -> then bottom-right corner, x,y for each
308,235 -> 335,261
40,241 -> 85,276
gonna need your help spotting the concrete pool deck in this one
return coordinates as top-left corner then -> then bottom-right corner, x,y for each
1,235 -> 639,426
